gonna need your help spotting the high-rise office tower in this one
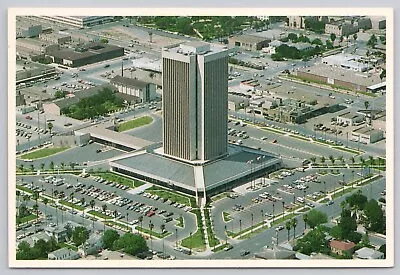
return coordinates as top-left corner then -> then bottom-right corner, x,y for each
162,41 -> 229,162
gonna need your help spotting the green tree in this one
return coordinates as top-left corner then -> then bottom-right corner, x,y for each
344,190 -> 368,211
367,34 -> 377,48
364,101 -> 370,110
363,199 -> 385,233
325,40 -> 333,49
40,163 -> 45,171
72,226 -> 89,246
353,33 -> 357,42
100,38 -> 109,44
16,241 -> 35,260
102,229 -> 120,250
49,161 -> 54,171
285,220 -> 292,241
311,38 -> 323,45
378,244 -> 386,258
294,226 -> 329,255
310,157 -> 316,164
305,210 -> 328,229
113,233 -> 148,256
329,155 -> 335,165
291,218 -> 298,239
47,122 -> 53,134
380,69 -> 386,81
330,33 -> 336,43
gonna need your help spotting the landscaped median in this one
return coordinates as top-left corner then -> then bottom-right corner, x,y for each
181,209 -> 206,251
19,147 -> 70,160
204,208 -> 220,248
105,221 -> 131,232
135,226 -> 172,239
16,185 -> 33,194
117,116 -> 153,132
146,186 -> 196,207
87,210 -> 113,220
58,200 -> 85,211
94,172 -> 145,188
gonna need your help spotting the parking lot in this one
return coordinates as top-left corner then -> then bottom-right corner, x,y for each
17,173 -> 197,244
211,167 -> 359,236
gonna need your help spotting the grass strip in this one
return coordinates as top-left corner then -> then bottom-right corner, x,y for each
20,147 -> 70,160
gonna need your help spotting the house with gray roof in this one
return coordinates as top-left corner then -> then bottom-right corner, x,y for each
48,247 -> 80,260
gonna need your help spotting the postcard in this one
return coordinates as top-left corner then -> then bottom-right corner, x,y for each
8,7 -> 394,268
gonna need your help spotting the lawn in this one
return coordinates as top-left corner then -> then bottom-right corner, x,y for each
222,212 -> 232,222
289,135 -> 311,142
271,213 -> 296,227
181,209 -> 206,250
211,192 -> 229,202
261,127 -> 285,135
204,209 -> 220,248
20,147 -> 70,160
105,221 -> 131,232
331,146 -> 361,155
211,243 -> 232,252
16,214 -> 38,225
58,200 -> 85,211
332,188 -> 357,199
117,116 -> 153,132
16,185 -> 33,194
87,210 -> 113,219
147,186 -> 195,207
176,216 -> 184,228
135,226 -> 171,239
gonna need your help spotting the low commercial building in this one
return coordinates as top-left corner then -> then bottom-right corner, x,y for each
296,64 -> 383,92
48,248 -> 80,260
16,24 -> 42,38
16,38 -> 59,58
329,240 -> 356,256
287,16 -> 328,29
325,21 -> 359,37
351,126 -> 384,144
355,247 -> 385,260
37,16 -> 114,28
44,225 -> 68,243
336,112 -> 364,126
39,32 -> 71,45
228,34 -> 271,51
78,232 -> 103,256
369,16 -> 386,29
110,75 -> 157,103
322,53 -> 370,72
47,42 -> 124,68
228,94 -> 249,111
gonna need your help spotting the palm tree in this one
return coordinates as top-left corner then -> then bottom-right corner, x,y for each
302,214 -> 308,231
310,157 -> 316,165
285,220 -> 292,241
368,155 -> 374,167
50,161 -> 54,171
32,203 -> 39,231
350,156 -> 355,166
40,163 -> 45,171
320,156 -> 326,165
69,192 -> 75,203
90,200 -> 95,228
364,101 -> 370,110
47,122 -> 53,134
30,164 -> 35,172
282,201 -> 285,219
53,189 -> 59,199
60,162 -> 65,170
291,218 -> 298,239
149,222 -> 154,250
113,210 -> 118,221
102,204 -> 107,213
138,216 -> 143,232
70,162 -> 76,170
329,155 -> 335,165
18,164 -> 24,172
160,223 -> 166,255
43,198 -> 49,225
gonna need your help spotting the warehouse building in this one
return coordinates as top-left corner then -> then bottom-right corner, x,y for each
325,21 -> 359,37
47,42 -> 124,67
296,64 -> 382,92
16,23 -> 42,38
39,32 -> 71,45
228,94 -> 249,111
110,75 -> 157,103
336,112 -> 364,126
228,34 -> 271,51
322,53 -> 370,72
37,16 -> 114,28
351,126 -> 384,144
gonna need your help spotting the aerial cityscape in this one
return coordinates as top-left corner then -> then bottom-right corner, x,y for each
12,14 -> 389,265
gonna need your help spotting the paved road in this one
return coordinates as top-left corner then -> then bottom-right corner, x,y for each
209,176 -> 385,259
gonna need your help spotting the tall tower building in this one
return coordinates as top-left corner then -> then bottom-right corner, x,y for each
162,41 -> 229,163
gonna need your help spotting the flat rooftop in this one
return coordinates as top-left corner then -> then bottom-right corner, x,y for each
110,145 -> 280,192
230,34 -> 271,44
110,75 -> 150,89
297,64 -> 382,87
353,126 -> 382,135
163,41 -> 228,56
338,112 -> 362,119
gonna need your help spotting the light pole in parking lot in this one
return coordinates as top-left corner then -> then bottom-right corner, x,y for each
189,232 -> 193,255
323,181 -> 326,196
149,222 -> 154,251
224,225 -> 227,244
272,203 -> 275,224
251,213 -> 254,233
239,219 -> 242,235
282,201 -> 285,220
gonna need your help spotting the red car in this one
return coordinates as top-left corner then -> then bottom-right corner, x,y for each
146,210 -> 155,217
25,115 -> 32,120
